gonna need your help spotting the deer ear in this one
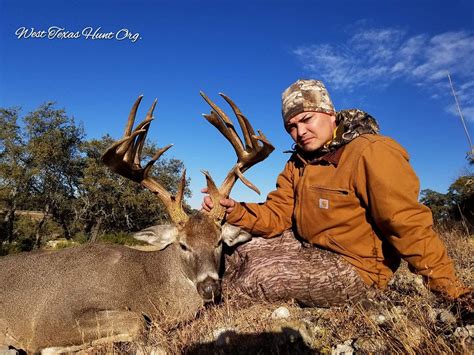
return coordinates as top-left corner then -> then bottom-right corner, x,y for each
133,225 -> 179,250
221,223 -> 252,247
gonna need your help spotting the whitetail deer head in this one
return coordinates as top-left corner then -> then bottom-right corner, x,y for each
101,93 -> 274,302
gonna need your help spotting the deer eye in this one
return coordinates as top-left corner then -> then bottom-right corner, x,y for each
179,243 -> 190,252
215,239 -> 222,248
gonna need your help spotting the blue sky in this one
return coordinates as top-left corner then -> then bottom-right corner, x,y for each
1,0 -> 473,208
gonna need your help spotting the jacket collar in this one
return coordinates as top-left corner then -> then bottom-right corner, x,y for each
294,145 -> 345,167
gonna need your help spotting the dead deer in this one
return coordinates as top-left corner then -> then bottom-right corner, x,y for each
0,92 -> 274,353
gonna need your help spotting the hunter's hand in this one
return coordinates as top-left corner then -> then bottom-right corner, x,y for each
201,188 -> 236,214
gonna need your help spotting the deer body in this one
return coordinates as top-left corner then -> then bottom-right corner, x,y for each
0,214 -> 236,352
0,246 -> 197,351
0,94 -> 273,352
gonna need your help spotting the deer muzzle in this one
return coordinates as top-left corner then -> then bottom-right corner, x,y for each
197,276 -> 221,302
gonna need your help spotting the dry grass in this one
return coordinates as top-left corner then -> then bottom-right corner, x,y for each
72,227 -> 474,354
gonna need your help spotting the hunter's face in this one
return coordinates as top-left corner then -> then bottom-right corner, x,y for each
285,111 -> 336,152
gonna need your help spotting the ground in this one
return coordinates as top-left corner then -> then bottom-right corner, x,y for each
72,227 -> 473,354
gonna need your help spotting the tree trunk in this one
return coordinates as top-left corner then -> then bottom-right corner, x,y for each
60,215 -> 71,240
35,203 -> 50,249
3,199 -> 16,243
89,215 -> 103,243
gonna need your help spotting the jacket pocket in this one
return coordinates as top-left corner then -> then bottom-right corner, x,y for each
310,185 -> 350,196
296,185 -> 353,243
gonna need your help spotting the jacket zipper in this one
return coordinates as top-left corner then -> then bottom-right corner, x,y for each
310,186 -> 349,195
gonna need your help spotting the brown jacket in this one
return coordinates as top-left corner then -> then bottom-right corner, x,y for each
226,134 -> 468,298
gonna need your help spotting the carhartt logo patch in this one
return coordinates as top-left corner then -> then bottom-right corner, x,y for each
319,198 -> 329,209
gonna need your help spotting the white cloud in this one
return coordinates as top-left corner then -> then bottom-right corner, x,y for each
445,104 -> 474,133
293,28 -> 474,121
462,106 -> 474,121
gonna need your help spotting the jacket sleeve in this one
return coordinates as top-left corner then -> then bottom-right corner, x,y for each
354,139 -> 469,298
225,159 -> 296,237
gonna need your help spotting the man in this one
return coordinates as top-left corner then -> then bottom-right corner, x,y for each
202,79 -> 470,307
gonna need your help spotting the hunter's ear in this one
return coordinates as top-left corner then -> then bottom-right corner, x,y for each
221,223 -> 252,247
133,224 -> 179,250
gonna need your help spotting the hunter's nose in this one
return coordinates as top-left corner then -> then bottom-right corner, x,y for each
296,123 -> 307,137
197,277 -> 221,302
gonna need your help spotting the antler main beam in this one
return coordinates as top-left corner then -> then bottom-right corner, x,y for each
102,96 -> 189,228
200,92 -> 275,222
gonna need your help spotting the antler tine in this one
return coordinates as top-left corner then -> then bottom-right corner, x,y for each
102,96 -> 189,229
122,97 -> 144,166
142,144 -> 173,179
219,93 -> 256,150
201,169 -> 221,206
174,169 -> 187,205
200,91 -> 245,156
131,121 -> 149,167
218,93 -> 274,173
200,91 -> 233,127
124,95 -> 143,136
133,99 -> 157,166
200,92 -> 275,223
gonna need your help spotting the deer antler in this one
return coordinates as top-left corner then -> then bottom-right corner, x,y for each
200,92 -> 275,223
101,95 -> 189,229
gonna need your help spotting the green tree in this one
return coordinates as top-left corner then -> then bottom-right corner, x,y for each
0,107 -> 31,244
1,102 -> 192,250
421,174 -> 473,232
447,174 -> 473,229
420,189 -> 451,223
23,103 -> 84,246
76,136 -> 191,241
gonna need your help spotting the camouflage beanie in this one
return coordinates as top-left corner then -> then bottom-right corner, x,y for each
281,79 -> 335,122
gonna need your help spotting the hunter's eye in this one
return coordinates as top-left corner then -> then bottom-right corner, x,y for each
179,243 -> 189,252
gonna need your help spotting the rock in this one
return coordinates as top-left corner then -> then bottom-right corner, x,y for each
366,306 -> 399,328
413,275 -> 425,288
451,326 -> 473,348
353,337 -> 387,353
271,306 -> 290,319
0,345 -> 18,355
468,324 -> 474,337
331,344 -> 354,355
213,327 -> 238,346
388,271 -> 428,296
369,313 -> 387,326
452,326 -> 471,341
135,346 -> 166,355
437,309 -> 457,329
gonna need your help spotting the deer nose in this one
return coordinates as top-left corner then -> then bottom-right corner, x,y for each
197,276 -> 221,302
